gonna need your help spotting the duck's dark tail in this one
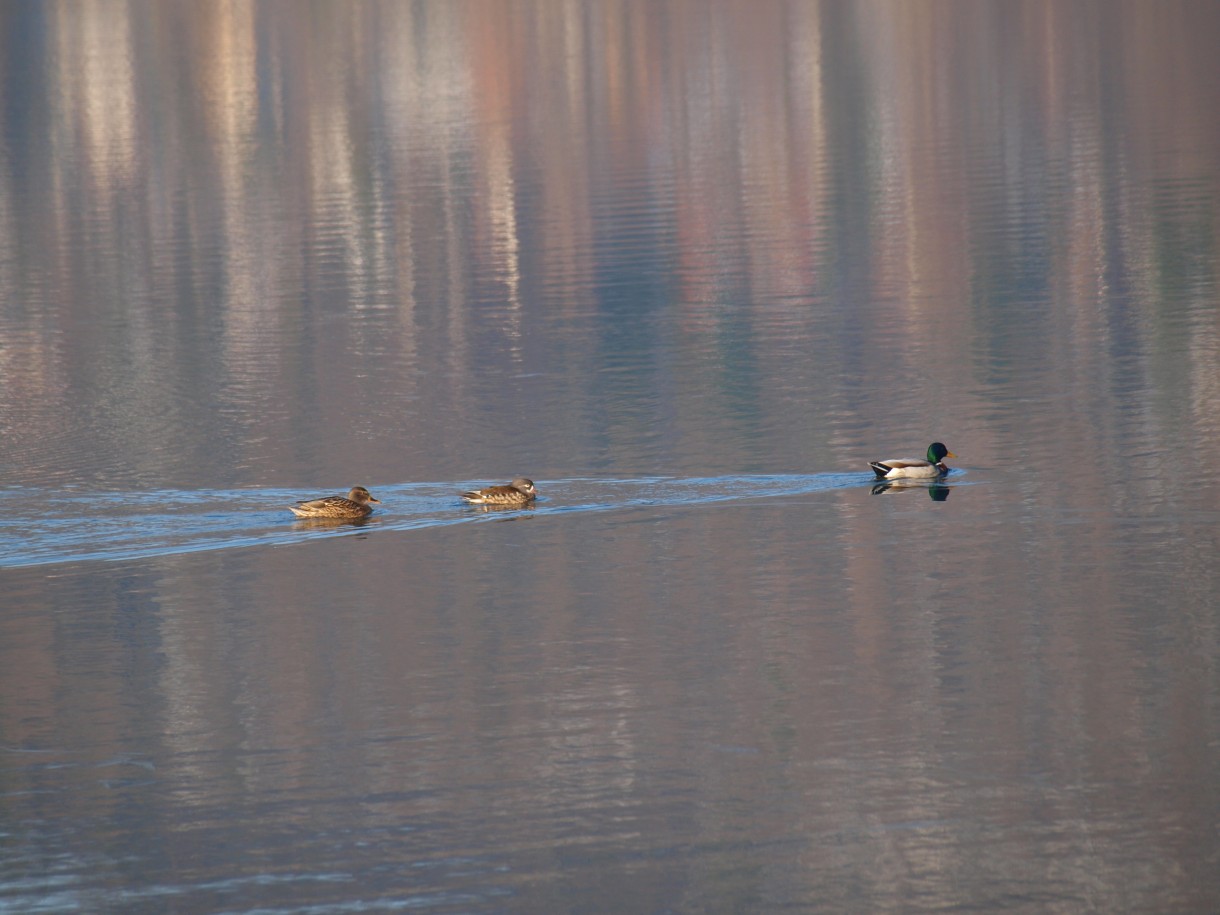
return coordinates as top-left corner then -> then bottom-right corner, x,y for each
869,462 -> 890,479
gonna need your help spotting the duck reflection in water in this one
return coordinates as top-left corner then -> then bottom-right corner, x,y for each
291,515 -> 379,529
871,480 -> 951,501
467,503 -> 537,517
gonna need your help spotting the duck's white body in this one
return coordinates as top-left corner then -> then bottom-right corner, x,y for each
869,458 -> 948,479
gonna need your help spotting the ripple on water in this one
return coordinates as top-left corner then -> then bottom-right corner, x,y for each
0,474 -> 875,569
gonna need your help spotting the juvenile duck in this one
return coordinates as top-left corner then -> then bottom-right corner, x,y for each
869,443 -> 956,479
290,486 -> 381,519
460,477 -> 537,506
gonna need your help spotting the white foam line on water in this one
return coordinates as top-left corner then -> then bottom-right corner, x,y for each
0,474 -> 869,569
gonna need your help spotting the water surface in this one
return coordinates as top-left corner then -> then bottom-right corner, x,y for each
1,1 -> 1219,912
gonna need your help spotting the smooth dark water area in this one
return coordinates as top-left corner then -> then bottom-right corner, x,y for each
1,2 -> 1219,912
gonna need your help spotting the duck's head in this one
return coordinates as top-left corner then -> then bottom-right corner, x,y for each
348,486 -> 381,504
927,443 -> 956,463
511,478 -> 536,495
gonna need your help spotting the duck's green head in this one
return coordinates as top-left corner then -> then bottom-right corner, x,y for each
927,442 -> 956,463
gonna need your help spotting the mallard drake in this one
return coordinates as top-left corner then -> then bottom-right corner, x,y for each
289,486 -> 381,519
869,443 -> 956,479
460,477 -> 537,506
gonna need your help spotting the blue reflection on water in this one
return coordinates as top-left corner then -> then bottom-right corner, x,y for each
0,473 -> 888,568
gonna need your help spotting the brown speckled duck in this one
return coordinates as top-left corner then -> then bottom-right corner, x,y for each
290,486 -> 381,519
460,477 -> 537,506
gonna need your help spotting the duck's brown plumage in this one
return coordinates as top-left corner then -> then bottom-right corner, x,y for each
290,486 -> 381,518
460,477 -> 537,506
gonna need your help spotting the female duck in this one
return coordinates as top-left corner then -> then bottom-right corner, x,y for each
460,478 -> 537,506
869,443 -> 956,480
290,486 -> 381,519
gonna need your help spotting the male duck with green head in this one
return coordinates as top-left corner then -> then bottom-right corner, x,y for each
869,442 -> 956,479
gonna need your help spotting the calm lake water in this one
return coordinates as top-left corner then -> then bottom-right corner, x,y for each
2,1 -> 1219,912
